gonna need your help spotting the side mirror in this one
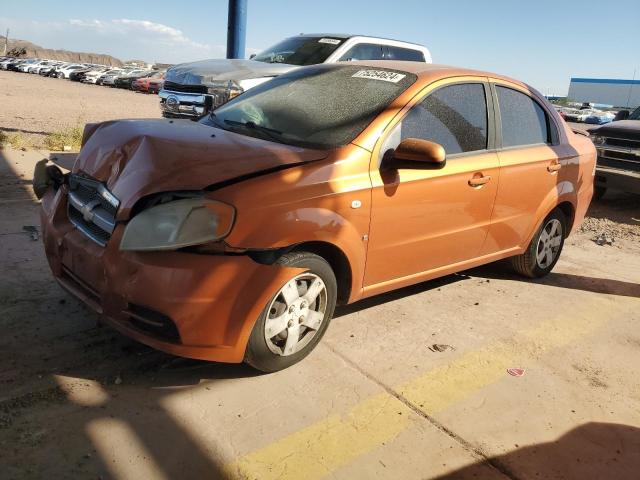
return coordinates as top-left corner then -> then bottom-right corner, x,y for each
249,54 -> 256,60
614,110 -> 630,121
390,138 -> 446,168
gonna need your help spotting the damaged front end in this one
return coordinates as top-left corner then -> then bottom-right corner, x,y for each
36,119 -> 324,362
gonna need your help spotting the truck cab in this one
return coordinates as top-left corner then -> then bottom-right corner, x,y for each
159,34 -> 431,119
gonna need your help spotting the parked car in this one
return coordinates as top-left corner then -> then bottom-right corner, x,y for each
56,64 -> 87,79
132,71 -> 165,92
100,71 -> 128,86
589,105 -> 640,198
37,62 -> 595,372
147,79 -> 164,94
160,33 -> 432,119
38,62 -> 65,76
93,69 -> 123,85
114,70 -> 153,89
585,112 -> 615,125
81,67 -> 113,84
17,59 -> 40,72
0,57 -> 15,70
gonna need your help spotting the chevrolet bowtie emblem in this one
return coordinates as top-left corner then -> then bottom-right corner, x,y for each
81,199 -> 101,222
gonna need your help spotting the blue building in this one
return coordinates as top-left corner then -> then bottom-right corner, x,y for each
568,78 -> 640,108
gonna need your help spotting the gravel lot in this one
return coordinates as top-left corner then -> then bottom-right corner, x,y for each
1,70 -> 639,480
0,70 -> 160,146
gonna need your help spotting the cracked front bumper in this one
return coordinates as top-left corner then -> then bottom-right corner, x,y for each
40,187 -> 303,363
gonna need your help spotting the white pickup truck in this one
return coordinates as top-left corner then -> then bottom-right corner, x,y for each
159,33 -> 432,119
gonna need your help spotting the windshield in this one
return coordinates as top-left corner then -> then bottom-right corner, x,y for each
201,65 -> 417,149
252,36 -> 345,66
629,107 -> 640,120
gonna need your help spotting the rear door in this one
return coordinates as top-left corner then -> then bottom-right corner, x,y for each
481,81 -> 572,255
364,79 -> 500,291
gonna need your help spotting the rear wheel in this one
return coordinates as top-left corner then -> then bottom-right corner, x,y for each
245,252 -> 337,373
511,209 -> 566,278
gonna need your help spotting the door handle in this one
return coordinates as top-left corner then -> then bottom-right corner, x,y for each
547,163 -> 562,173
468,175 -> 492,187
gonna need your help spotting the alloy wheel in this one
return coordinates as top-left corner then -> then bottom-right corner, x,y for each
264,273 -> 328,356
536,218 -> 562,269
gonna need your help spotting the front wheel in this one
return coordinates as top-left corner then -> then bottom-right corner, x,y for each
245,252 -> 337,373
511,209 -> 566,278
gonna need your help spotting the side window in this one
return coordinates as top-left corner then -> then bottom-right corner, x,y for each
496,86 -> 550,147
338,43 -> 384,61
396,83 -> 488,155
385,46 -> 425,62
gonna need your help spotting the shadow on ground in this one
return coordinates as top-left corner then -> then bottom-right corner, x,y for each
434,422 -> 640,480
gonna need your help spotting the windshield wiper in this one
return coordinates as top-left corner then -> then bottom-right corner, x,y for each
223,119 -> 284,141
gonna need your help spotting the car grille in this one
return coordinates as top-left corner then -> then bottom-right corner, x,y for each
67,175 -> 120,246
163,81 -> 208,94
604,137 -> 640,149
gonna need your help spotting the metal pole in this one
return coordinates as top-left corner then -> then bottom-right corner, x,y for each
226,0 -> 247,59
625,68 -> 636,108
2,29 -> 8,56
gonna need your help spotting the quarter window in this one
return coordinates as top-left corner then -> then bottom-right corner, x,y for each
385,46 -> 425,62
496,86 -> 549,147
338,43 -> 384,61
397,83 -> 488,154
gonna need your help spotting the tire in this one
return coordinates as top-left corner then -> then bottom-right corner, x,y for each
511,209 -> 566,278
594,185 -> 607,200
244,252 -> 337,373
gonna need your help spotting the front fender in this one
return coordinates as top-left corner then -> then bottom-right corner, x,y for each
227,206 -> 368,303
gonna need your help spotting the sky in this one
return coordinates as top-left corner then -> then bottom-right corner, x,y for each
1,0 -> 639,95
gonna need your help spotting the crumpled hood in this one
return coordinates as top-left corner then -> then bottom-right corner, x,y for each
165,59 -> 296,85
74,119 -> 329,219
589,119 -> 640,141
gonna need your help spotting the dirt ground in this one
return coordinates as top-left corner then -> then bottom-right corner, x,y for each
1,71 -> 639,480
0,70 -> 159,146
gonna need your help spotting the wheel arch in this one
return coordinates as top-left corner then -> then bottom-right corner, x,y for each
556,201 -> 575,237
249,240 -> 353,305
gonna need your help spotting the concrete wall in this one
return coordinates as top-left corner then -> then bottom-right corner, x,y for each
568,78 -> 640,108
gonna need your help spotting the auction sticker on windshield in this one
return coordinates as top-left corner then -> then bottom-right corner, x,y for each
318,38 -> 341,44
352,70 -> 407,83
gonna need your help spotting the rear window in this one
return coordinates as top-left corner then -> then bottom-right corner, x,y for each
496,86 -> 549,147
385,46 -> 425,62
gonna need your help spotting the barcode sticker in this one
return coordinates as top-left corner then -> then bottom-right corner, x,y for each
352,70 -> 406,83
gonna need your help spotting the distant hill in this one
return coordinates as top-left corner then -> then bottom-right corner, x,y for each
1,36 -> 124,66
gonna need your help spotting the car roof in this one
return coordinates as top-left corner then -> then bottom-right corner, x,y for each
296,33 -> 426,49
343,60 -> 527,88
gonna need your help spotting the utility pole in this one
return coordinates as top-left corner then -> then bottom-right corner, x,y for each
226,0 -> 247,59
2,28 -> 8,56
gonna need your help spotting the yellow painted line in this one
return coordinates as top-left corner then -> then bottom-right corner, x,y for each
226,301 -> 610,480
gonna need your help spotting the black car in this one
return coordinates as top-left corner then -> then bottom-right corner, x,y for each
7,60 -> 26,71
69,68 -> 94,82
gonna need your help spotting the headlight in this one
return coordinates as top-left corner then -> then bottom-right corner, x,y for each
590,135 -> 605,145
120,198 -> 235,251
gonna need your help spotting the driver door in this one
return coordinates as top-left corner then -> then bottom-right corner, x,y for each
364,79 -> 500,293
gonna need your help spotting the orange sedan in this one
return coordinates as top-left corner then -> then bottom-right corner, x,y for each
37,61 -> 595,372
